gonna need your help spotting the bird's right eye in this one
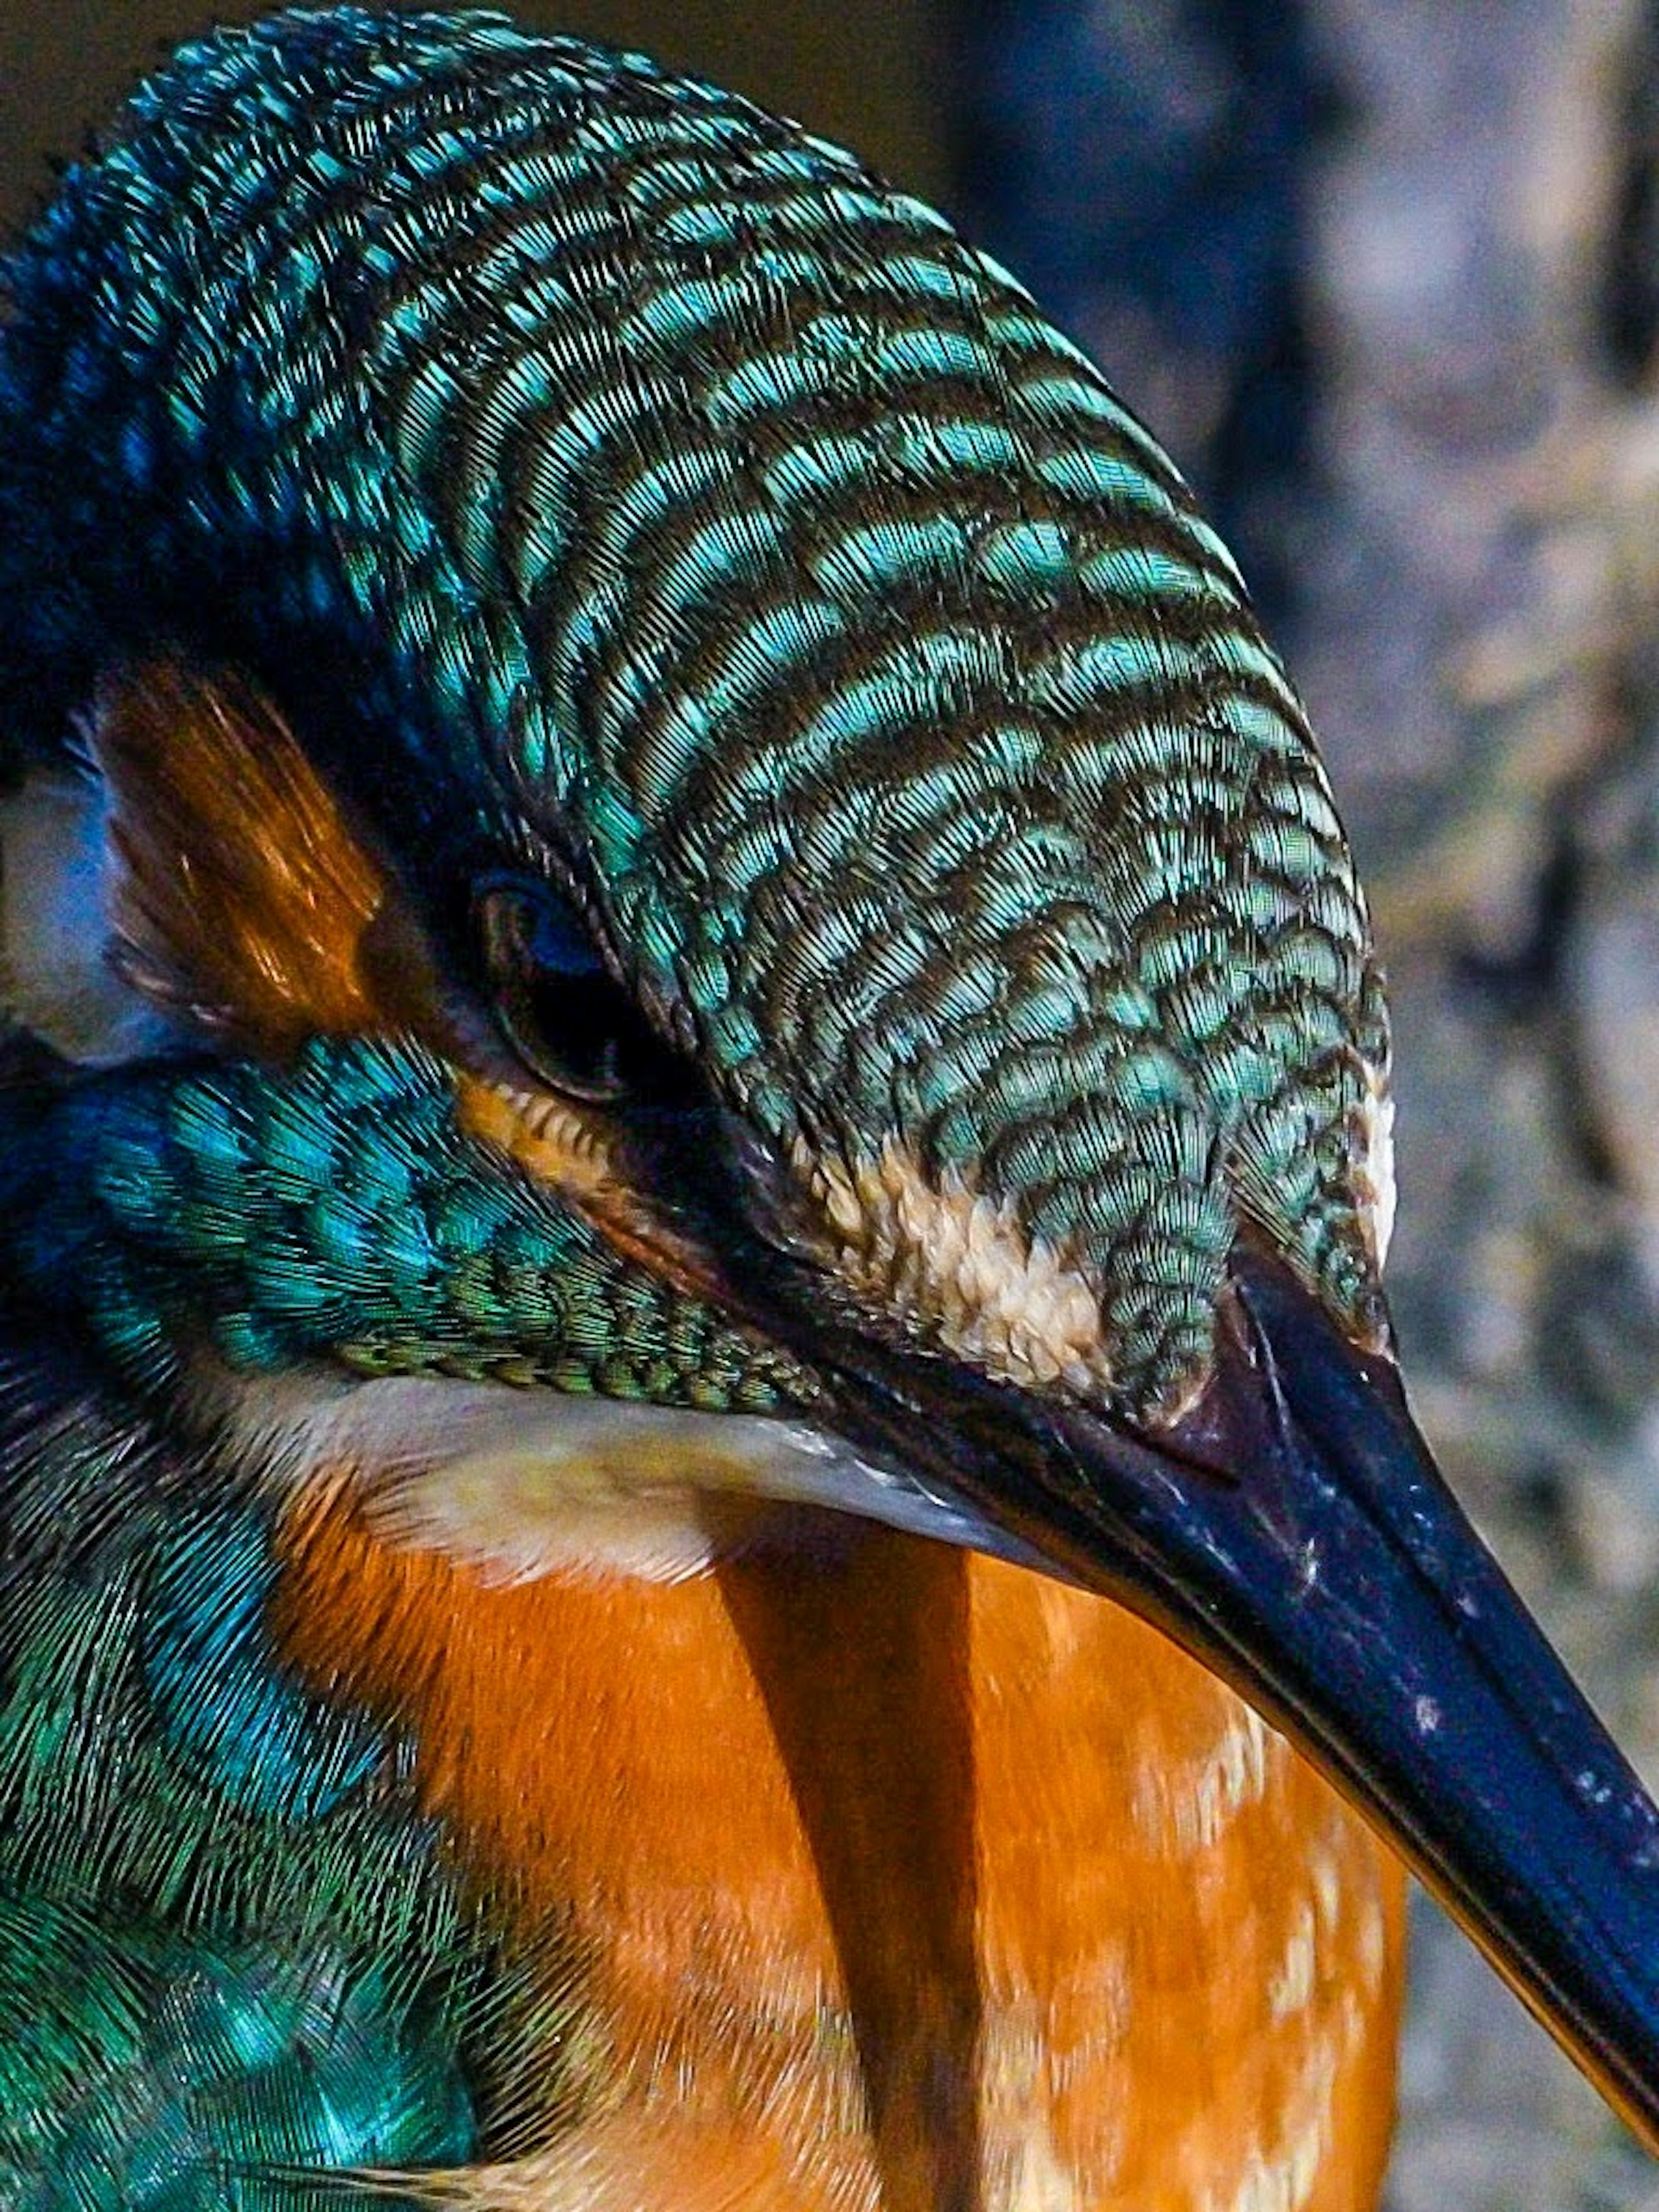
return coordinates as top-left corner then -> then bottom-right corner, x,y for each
475,878 -> 660,1106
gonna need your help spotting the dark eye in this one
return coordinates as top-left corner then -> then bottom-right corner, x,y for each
475,878 -> 661,1105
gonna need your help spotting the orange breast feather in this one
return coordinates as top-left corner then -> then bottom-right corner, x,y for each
275,1494 -> 1405,2212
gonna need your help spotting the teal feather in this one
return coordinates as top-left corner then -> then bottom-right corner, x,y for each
0,1041 -> 807,1407
0,3 -> 1385,1409
0,1344 -> 516,2203
0,10 -> 1397,2197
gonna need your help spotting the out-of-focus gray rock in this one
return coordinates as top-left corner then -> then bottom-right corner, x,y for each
1304,0 -> 1659,2202
957,0 -> 1659,2202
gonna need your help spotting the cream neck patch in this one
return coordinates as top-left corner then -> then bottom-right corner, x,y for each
211,1365 -> 1048,1584
796,1136 -> 1114,1396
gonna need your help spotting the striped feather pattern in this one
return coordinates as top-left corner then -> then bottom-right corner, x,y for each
0,6 -> 1386,1412
0,16 -> 1415,2206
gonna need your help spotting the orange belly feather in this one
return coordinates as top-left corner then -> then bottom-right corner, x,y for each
275,1494 -> 1405,2212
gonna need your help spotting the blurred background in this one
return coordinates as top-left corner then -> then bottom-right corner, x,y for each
7,1 -> 1659,2205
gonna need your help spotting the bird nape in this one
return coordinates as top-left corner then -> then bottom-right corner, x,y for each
0,10 -> 1652,2210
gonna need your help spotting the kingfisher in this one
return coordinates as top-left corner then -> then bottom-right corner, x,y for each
0,10 -> 1655,2209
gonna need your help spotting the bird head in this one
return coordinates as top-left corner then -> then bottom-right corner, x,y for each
1,0 -> 1657,2153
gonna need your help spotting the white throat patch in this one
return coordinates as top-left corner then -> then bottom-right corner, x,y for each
216,1367 -> 1041,1584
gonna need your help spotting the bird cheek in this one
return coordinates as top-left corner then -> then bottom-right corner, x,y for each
11,1033 -> 804,1430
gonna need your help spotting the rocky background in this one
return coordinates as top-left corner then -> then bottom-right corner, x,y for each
957,2 -> 1659,2205
8,1 -> 1659,2203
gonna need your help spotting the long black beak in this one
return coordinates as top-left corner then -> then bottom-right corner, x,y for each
810,1247 -> 1659,2151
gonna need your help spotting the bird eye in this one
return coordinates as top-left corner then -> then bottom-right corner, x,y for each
475,878 -> 657,1105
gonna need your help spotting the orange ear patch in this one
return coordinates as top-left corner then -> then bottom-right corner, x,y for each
91,658 -> 439,1054
89,659 -> 749,1301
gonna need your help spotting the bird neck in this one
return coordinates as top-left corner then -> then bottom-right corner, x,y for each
275,1486 -> 1408,2212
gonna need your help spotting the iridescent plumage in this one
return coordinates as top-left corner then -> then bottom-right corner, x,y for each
0,13 -> 1655,2209
0,6 -> 1386,1415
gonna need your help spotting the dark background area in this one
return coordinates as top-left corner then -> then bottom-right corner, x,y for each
0,0 -> 946,233
8,3 -> 1659,2206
